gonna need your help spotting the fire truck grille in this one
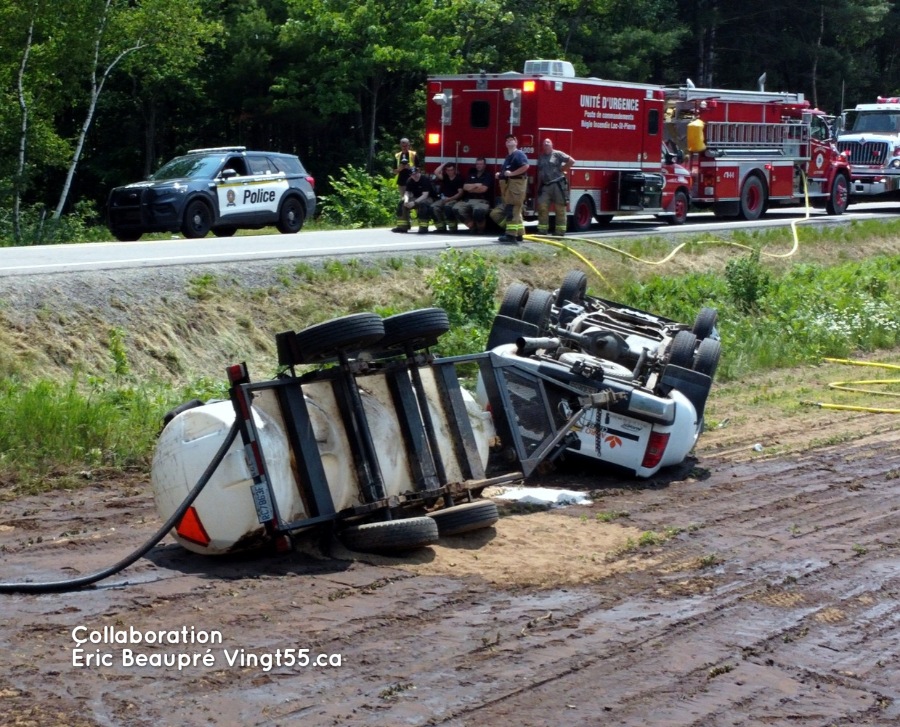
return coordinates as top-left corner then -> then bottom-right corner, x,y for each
837,140 -> 890,166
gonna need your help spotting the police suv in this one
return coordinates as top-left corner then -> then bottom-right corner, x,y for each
106,147 -> 316,241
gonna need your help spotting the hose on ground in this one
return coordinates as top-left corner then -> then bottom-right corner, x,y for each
0,421 -> 240,594
801,359 -> 900,414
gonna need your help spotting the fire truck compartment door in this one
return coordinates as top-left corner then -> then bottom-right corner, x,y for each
462,90 -> 503,166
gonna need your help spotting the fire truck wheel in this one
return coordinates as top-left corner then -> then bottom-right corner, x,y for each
556,270 -> 588,307
692,307 -> 718,340
498,282 -> 531,319
667,330 -> 698,368
339,516 -> 439,553
181,200 -> 213,238
693,337 -> 721,380
428,500 -> 499,536
371,307 -> 450,357
292,313 -> 386,364
521,289 -> 555,333
738,175 -> 767,221
826,173 -> 849,216
667,190 -> 689,225
568,195 -> 595,232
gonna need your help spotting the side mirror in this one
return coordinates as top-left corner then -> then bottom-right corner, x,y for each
220,168 -> 238,180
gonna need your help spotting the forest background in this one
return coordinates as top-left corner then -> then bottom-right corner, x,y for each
1,0 -> 898,243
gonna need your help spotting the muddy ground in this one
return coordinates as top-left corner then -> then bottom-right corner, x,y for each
1,376 -> 899,726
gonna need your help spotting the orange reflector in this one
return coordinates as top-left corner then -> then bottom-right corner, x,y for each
427,132 -> 440,145
523,80 -> 536,93
176,506 -> 211,547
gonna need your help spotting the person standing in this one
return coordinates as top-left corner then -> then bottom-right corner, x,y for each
457,157 -> 493,234
393,138 -> 418,197
491,134 -> 529,244
391,167 -> 435,234
536,138 -> 575,235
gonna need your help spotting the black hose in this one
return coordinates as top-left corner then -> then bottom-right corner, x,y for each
0,421 -> 240,594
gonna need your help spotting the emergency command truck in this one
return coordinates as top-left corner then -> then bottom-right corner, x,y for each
664,86 -> 851,219
836,97 -> 900,201
424,61 -> 850,230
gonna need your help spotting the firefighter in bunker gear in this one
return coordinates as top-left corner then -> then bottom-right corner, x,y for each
536,139 -> 575,235
431,162 -> 465,232
457,157 -> 493,233
392,168 -> 435,233
491,135 -> 529,243
394,137 -> 418,197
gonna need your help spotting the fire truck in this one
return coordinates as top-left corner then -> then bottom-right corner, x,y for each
664,85 -> 851,219
836,97 -> 900,200
425,60 -> 679,232
424,61 -> 850,230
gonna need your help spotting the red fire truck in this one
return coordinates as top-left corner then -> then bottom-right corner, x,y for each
423,61 -> 850,231
664,85 -> 851,220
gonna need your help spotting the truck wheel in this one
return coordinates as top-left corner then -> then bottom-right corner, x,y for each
556,270 -> 588,307
498,282 -> 530,319
668,330 -> 697,368
181,200 -> 213,238
568,195 -> 594,232
666,190 -> 689,225
372,308 -> 450,356
825,173 -> 849,215
340,516 -> 439,554
276,196 -> 305,234
521,289 -> 555,333
693,337 -> 721,380
429,501 -> 499,536
692,307 -> 718,340
738,176 -> 766,221
292,312 -> 385,364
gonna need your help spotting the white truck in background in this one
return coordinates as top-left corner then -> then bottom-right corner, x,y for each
837,96 -> 900,200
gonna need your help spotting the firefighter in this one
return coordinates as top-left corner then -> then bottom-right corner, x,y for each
536,139 -> 575,235
431,161 -> 465,233
491,134 -> 530,244
457,157 -> 493,234
393,137 -> 418,197
391,167 -> 435,234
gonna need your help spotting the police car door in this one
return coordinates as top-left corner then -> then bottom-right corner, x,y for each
217,155 -> 287,220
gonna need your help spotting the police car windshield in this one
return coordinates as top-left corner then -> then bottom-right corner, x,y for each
151,154 -> 225,181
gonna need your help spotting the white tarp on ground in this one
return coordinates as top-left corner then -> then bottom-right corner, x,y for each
490,486 -> 593,508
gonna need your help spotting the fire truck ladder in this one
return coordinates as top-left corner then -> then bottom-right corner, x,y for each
703,121 -> 810,161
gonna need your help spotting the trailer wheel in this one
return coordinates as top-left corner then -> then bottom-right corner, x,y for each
826,173 -> 849,216
520,288 -> 555,333
568,195 -> 595,232
692,307 -> 718,340
429,501 -> 499,536
666,190 -> 689,225
292,312 -> 385,364
339,516 -> 439,553
738,175 -> 766,221
498,282 -> 531,319
693,337 -> 721,380
667,330 -> 697,367
372,308 -> 450,356
556,270 -> 588,307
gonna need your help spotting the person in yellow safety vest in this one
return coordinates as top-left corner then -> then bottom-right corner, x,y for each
394,138 -> 418,197
490,134 -> 530,244
535,139 -> 575,235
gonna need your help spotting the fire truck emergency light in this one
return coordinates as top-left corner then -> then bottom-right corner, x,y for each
523,80 -> 536,93
427,133 -> 440,145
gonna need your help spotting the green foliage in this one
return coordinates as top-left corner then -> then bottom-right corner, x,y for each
724,251 -> 771,311
426,248 -> 499,327
319,166 -> 398,228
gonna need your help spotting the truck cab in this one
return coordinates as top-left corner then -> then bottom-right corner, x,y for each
837,98 -> 900,199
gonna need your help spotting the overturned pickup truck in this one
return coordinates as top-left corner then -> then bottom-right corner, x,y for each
151,272 -> 719,556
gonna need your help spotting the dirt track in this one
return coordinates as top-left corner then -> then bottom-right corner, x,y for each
1,407 -> 899,726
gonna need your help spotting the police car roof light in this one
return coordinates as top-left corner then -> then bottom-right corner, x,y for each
188,146 -> 247,154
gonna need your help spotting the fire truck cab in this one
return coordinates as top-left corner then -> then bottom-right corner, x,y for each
663,86 -> 851,219
425,60 -> 681,232
837,97 -> 900,200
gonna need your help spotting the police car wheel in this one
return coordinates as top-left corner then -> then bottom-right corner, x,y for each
276,197 -> 305,234
181,200 -> 212,238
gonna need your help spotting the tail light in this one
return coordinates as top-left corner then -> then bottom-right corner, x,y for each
306,175 -> 315,189
641,431 -> 670,470
176,506 -> 211,547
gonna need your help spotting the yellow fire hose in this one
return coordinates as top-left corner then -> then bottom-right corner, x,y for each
802,359 -> 900,414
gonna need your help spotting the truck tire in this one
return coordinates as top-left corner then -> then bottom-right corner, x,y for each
292,313 -> 385,364
498,282 -> 531,319
556,270 -> 588,307
692,307 -> 718,340
428,501 -> 499,536
568,195 -> 594,233
825,173 -> 849,216
666,189 -> 689,225
340,516 -> 439,553
693,337 -> 721,380
181,200 -> 213,238
738,175 -> 766,221
276,196 -> 305,234
668,330 -> 697,368
373,308 -> 450,356
520,289 -> 555,333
